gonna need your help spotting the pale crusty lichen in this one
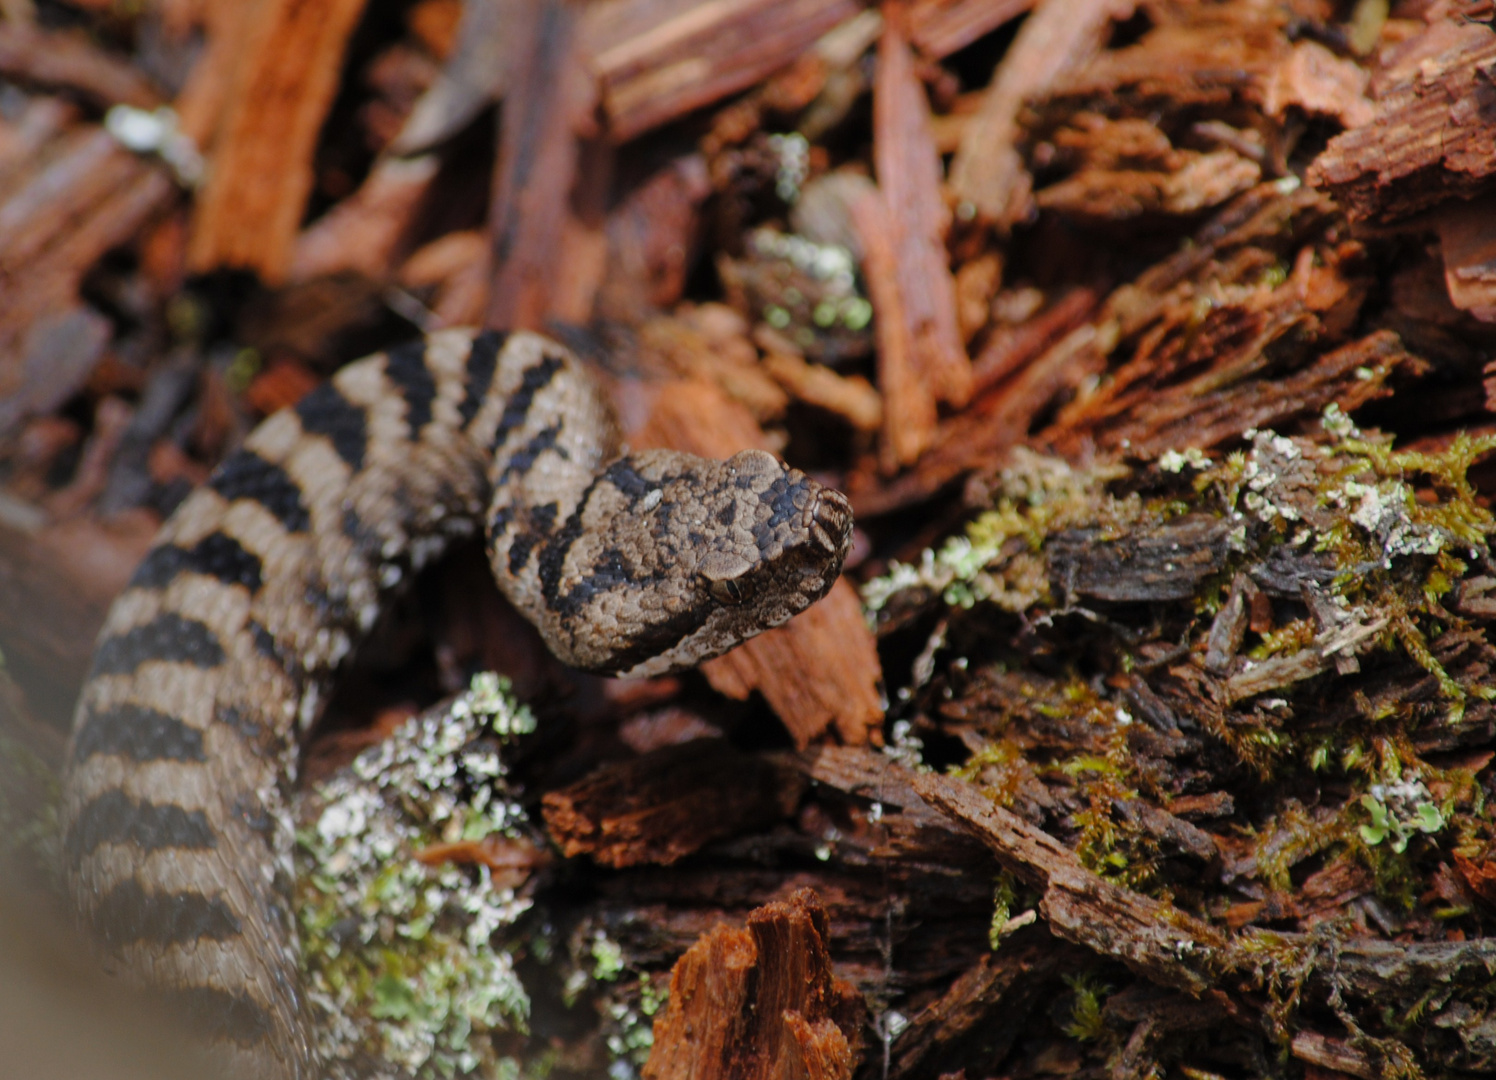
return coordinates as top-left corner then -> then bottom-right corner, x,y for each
297,673 -> 539,1078
861,448 -> 1131,617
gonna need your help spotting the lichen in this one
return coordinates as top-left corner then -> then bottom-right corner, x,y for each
297,673 -> 539,1078
862,449 -> 1130,617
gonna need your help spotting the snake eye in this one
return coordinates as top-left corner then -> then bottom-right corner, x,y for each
709,577 -> 755,605
698,550 -> 755,606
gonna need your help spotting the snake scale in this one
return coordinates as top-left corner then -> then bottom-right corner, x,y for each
60,328 -> 854,1080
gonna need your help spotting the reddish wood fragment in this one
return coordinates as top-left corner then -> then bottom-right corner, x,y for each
1453,853 -> 1496,907
585,0 -> 861,143
906,0 -> 1033,61
1043,328 -> 1418,461
0,23 -> 163,108
643,888 -> 857,1080
486,0 -> 600,330
874,10 -> 971,407
970,283 -> 1099,394
596,156 -> 712,323
635,377 -> 884,746
414,836 -> 547,887
1307,19 -> 1496,223
542,739 -> 803,868
847,183 -> 935,470
639,317 -> 789,422
1291,1031 -> 1379,1080
0,126 -> 171,439
948,0 -> 1131,226
187,0 -> 372,282
1261,40 -> 1372,129
1434,193 -> 1496,323
762,352 -> 882,432
289,154 -> 441,282
171,0 -> 257,144
849,316 -> 1104,517
1032,116 -> 1261,222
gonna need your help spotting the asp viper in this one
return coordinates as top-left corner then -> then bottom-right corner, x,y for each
61,329 -> 854,1079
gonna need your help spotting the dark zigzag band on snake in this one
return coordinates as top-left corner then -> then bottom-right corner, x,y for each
61,329 -> 853,1080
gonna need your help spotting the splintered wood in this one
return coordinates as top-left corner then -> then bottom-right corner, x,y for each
587,0 -> 862,141
542,739 -> 802,867
1309,20 -> 1496,223
643,889 -> 858,1080
188,0 -> 372,282
873,12 -> 969,413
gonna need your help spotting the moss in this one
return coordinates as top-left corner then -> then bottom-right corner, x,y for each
867,405 -> 1496,946
1061,972 -> 1113,1042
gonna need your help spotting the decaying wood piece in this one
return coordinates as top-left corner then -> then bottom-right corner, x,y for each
1433,191 -> 1496,323
889,929 -> 1081,1077
643,888 -> 858,1080
948,0 -> 1132,226
0,23 -> 163,109
0,129 -> 173,439
1308,19 -> 1496,224
487,0 -> 606,330
542,739 -> 804,867
289,154 -> 442,282
873,9 -> 970,408
848,290 -> 1102,515
848,181 -> 936,469
187,0 -> 372,282
636,377 -> 884,746
1043,327 -> 1417,461
913,769 -> 1231,995
585,0 -> 862,142
906,0 -> 1031,61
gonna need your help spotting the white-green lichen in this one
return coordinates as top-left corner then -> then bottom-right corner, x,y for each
298,673 -> 540,1077
861,449 -> 1128,617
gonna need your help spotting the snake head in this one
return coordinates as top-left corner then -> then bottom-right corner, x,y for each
514,447 -> 854,679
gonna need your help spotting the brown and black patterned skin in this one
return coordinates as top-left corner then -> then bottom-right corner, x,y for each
61,329 -> 853,1080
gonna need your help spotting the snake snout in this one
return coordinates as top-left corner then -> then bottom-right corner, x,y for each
805,488 -> 853,557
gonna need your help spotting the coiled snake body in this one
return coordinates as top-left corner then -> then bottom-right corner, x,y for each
61,329 -> 854,1079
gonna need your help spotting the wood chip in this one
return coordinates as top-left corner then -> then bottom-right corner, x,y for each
948,0 -> 1132,226
289,154 -> 442,282
586,0 -> 861,142
847,181 -> 936,469
874,9 -> 971,407
187,0 -> 373,282
643,888 -> 858,1080
1434,192 -> 1496,323
0,23 -> 163,109
541,739 -> 803,867
1307,18 -> 1496,224
486,0 -> 599,330
763,351 -> 882,431
906,0 -> 1032,60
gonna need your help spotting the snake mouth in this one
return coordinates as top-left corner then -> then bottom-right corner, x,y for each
805,488 -> 854,558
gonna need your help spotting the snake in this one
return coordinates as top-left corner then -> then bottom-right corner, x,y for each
60,328 -> 854,1080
